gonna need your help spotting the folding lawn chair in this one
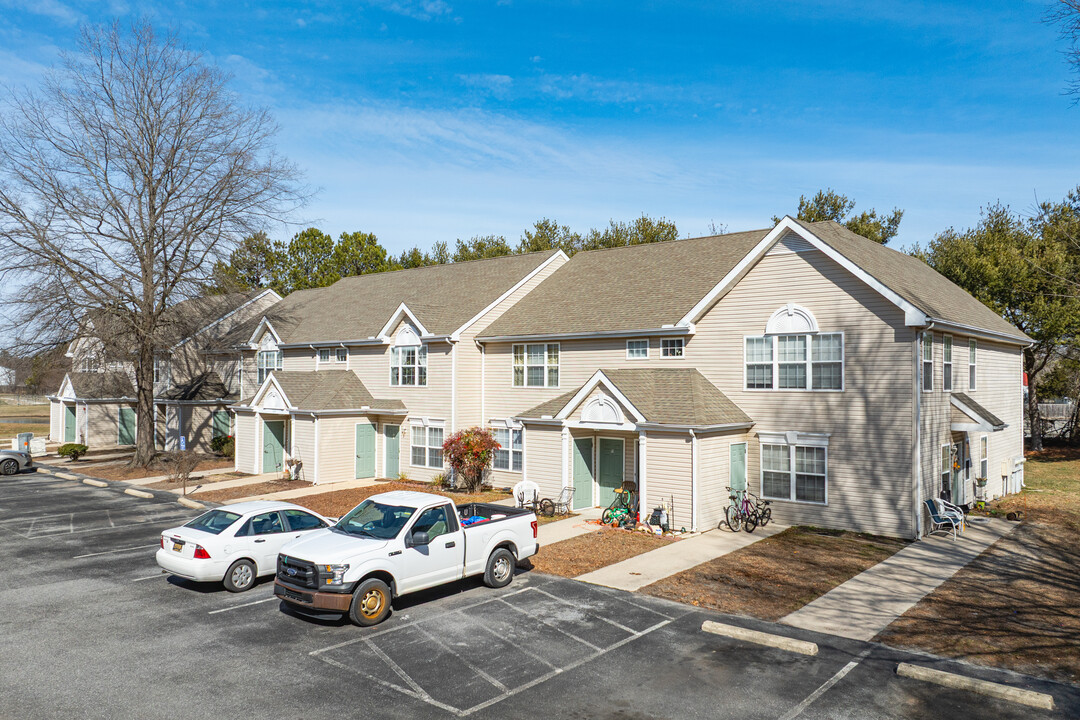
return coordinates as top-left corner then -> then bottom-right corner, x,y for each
924,498 -> 961,540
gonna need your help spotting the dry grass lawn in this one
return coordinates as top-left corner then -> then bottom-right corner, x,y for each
875,444 -> 1080,685
290,481 -> 511,518
192,478 -> 311,502
0,422 -> 48,439
525,528 -> 673,578
641,526 -> 908,621
0,404 -> 49,418
85,456 -> 233,482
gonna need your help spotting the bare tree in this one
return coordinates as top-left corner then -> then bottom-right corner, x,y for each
0,21 -> 306,465
1050,1 -> 1080,95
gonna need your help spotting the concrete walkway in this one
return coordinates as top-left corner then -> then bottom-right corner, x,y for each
575,523 -> 785,592
220,477 -> 383,505
538,508 -> 604,545
781,517 -> 1016,641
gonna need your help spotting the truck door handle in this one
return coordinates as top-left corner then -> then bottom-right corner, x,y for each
389,550 -> 401,556
445,541 -> 456,548
254,539 -> 266,543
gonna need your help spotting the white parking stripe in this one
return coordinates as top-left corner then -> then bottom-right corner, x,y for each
73,544 -> 157,559
132,573 -> 166,582
777,648 -> 873,720
208,596 -> 277,614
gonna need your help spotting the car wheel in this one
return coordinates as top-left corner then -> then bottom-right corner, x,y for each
0,459 -> 18,476
223,559 -> 256,592
348,578 -> 392,627
483,547 -> 516,589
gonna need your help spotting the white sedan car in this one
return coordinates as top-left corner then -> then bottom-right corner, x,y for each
156,501 -> 332,592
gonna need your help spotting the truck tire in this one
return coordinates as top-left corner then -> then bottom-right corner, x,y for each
483,548 -> 515,589
223,559 -> 256,592
348,578 -> 392,627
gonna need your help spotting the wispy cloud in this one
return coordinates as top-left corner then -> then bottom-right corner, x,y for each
0,0 -> 81,25
456,73 -> 512,95
365,0 -> 455,22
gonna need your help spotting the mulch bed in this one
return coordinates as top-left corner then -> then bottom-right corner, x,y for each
537,512 -> 578,526
641,526 -> 909,620
292,480 -> 511,518
525,527 -> 673,578
83,456 -> 232,483
874,443 -> 1080,685
192,479 -> 311,502
142,472 -> 249,491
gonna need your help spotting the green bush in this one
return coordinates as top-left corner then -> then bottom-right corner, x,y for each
58,443 -> 88,461
210,435 -> 234,459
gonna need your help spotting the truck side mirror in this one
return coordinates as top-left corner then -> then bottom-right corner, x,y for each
409,530 -> 430,547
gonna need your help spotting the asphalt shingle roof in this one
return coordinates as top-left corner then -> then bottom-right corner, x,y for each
952,392 -> 1007,429
479,221 -> 1029,343
219,251 -> 559,348
160,372 -> 236,402
67,372 -> 135,399
264,371 -> 405,412
518,368 -> 752,428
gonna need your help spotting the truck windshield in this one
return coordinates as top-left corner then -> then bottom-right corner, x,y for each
335,500 -> 414,540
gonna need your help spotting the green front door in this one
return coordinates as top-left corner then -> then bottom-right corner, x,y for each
64,405 -> 76,443
263,420 -> 285,473
355,422 -> 376,479
118,407 -> 136,446
597,438 -> 624,507
212,410 -> 231,439
729,443 -> 747,494
572,437 -> 594,509
384,424 -> 400,478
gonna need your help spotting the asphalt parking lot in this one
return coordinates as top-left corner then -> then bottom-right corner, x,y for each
2,468 -> 1078,720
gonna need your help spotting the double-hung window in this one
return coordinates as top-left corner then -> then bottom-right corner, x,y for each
513,343 -> 559,387
942,335 -> 953,392
941,444 -> 951,489
390,346 -> 427,386
317,348 -> 347,364
492,427 -> 523,472
626,340 -> 649,359
661,338 -> 684,357
744,334 -> 843,390
922,332 -> 933,392
980,436 -> 988,479
257,350 -> 282,384
761,441 -> 827,504
968,339 -> 977,390
410,424 -> 443,468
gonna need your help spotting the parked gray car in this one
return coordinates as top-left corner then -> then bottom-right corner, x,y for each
0,450 -> 33,475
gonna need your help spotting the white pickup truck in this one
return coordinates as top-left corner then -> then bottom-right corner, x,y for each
273,490 -> 539,626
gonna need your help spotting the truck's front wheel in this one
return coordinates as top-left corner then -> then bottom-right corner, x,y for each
483,548 -> 516,589
348,578 -> 392,626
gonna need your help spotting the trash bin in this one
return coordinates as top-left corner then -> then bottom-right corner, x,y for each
16,432 -> 32,454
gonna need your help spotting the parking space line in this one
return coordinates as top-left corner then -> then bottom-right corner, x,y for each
132,573 -> 166,582
527,586 -> 643,635
318,652 -> 462,716
208,596 -> 277,614
365,638 -> 438,699
495,597 -> 603,651
473,623 -> 559,670
414,624 -> 510,692
73,544 -> 157,559
777,648 -> 873,720
20,517 -> 189,540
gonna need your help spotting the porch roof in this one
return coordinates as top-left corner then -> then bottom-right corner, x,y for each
159,371 -> 236,403
518,368 -> 752,428
64,372 -> 135,400
251,370 -> 406,412
950,392 -> 1006,432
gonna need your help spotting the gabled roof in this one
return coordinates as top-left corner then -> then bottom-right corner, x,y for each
518,368 -> 752,428
478,219 -> 1030,345
63,372 -> 135,400
159,372 -> 235,403
219,251 -> 562,349
244,371 -> 406,413
951,392 -> 1007,432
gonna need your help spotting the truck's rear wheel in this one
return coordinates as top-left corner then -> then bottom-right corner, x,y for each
348,578 -> 392,626
483,548 -> 515,589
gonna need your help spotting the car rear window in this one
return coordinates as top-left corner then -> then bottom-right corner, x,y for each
184,509 -> 242,535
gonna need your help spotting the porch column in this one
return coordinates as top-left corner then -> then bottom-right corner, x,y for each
638,429 -> 647,515
690,429 -> 698,532
560,425 -> 570,489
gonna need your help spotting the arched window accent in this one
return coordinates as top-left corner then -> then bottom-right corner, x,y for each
765,303 -> 819,335
257,333 -> 282,384
581,394 -> 624,424
390,324 -> 427,386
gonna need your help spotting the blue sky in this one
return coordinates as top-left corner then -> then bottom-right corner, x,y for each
0,0 -> 1077,253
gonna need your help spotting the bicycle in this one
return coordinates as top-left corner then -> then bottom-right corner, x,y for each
724,487 -> 759,533
601,482 -> 638,527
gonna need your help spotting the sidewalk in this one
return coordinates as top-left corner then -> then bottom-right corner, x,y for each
538,508 -> 604,545
781,517 -> 1016,641
575,523 -> 784,592
220,477 -> 382,504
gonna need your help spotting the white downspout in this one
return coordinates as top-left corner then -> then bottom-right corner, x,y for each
689,428 -> 698,532
561,425 -> 570,490
638,429 -> 648,519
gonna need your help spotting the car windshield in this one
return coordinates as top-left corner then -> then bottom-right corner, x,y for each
184,509 -> 242,535
335,500 -> 414,540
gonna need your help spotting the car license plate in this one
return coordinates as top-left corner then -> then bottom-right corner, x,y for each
172,542 -> 183,552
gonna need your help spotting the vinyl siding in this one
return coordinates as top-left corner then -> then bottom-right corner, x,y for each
697,432 -> 750,531
283,348 -> 315,372
566,387 -> 637,423
318,416 -> 376,484
291,415 -> 316,484
49,400 -> 62,442
234,412 -> 257,474
643,432 -> 693,532
523,424 -> 564,499
240,352 -> 260,399
85,403 -> 124,447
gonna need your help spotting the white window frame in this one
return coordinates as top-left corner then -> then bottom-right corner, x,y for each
336,348 -> 348,363
759,435 -> 828,505
318,348 -> 331,364
390,345 -> 428,387
661,338 -> 684,358
743,333 -> 844,392
409,421 -> 444,468
968,339 -> 977,391
942,334 -> 953,392
626,339 -> 649,360
491,426 -> 523,473
922,332 -> 934,392
980,435 -> 988,479
941,444 -> 951,490
257,350 -> 282,384
513,343 -> 560,388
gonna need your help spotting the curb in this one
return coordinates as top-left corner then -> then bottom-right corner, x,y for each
54,472 -> 79,481
702,620 -> 819,656
82,479 -> 108,488
896,663 -> 1054,710
124,488 -> 154,499
177,497 -> 204,510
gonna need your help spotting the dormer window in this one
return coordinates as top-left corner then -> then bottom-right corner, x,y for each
257,334 -> 282,384
390,325 -> 427,387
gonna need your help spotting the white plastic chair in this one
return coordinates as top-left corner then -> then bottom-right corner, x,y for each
512,480 -> 540,510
